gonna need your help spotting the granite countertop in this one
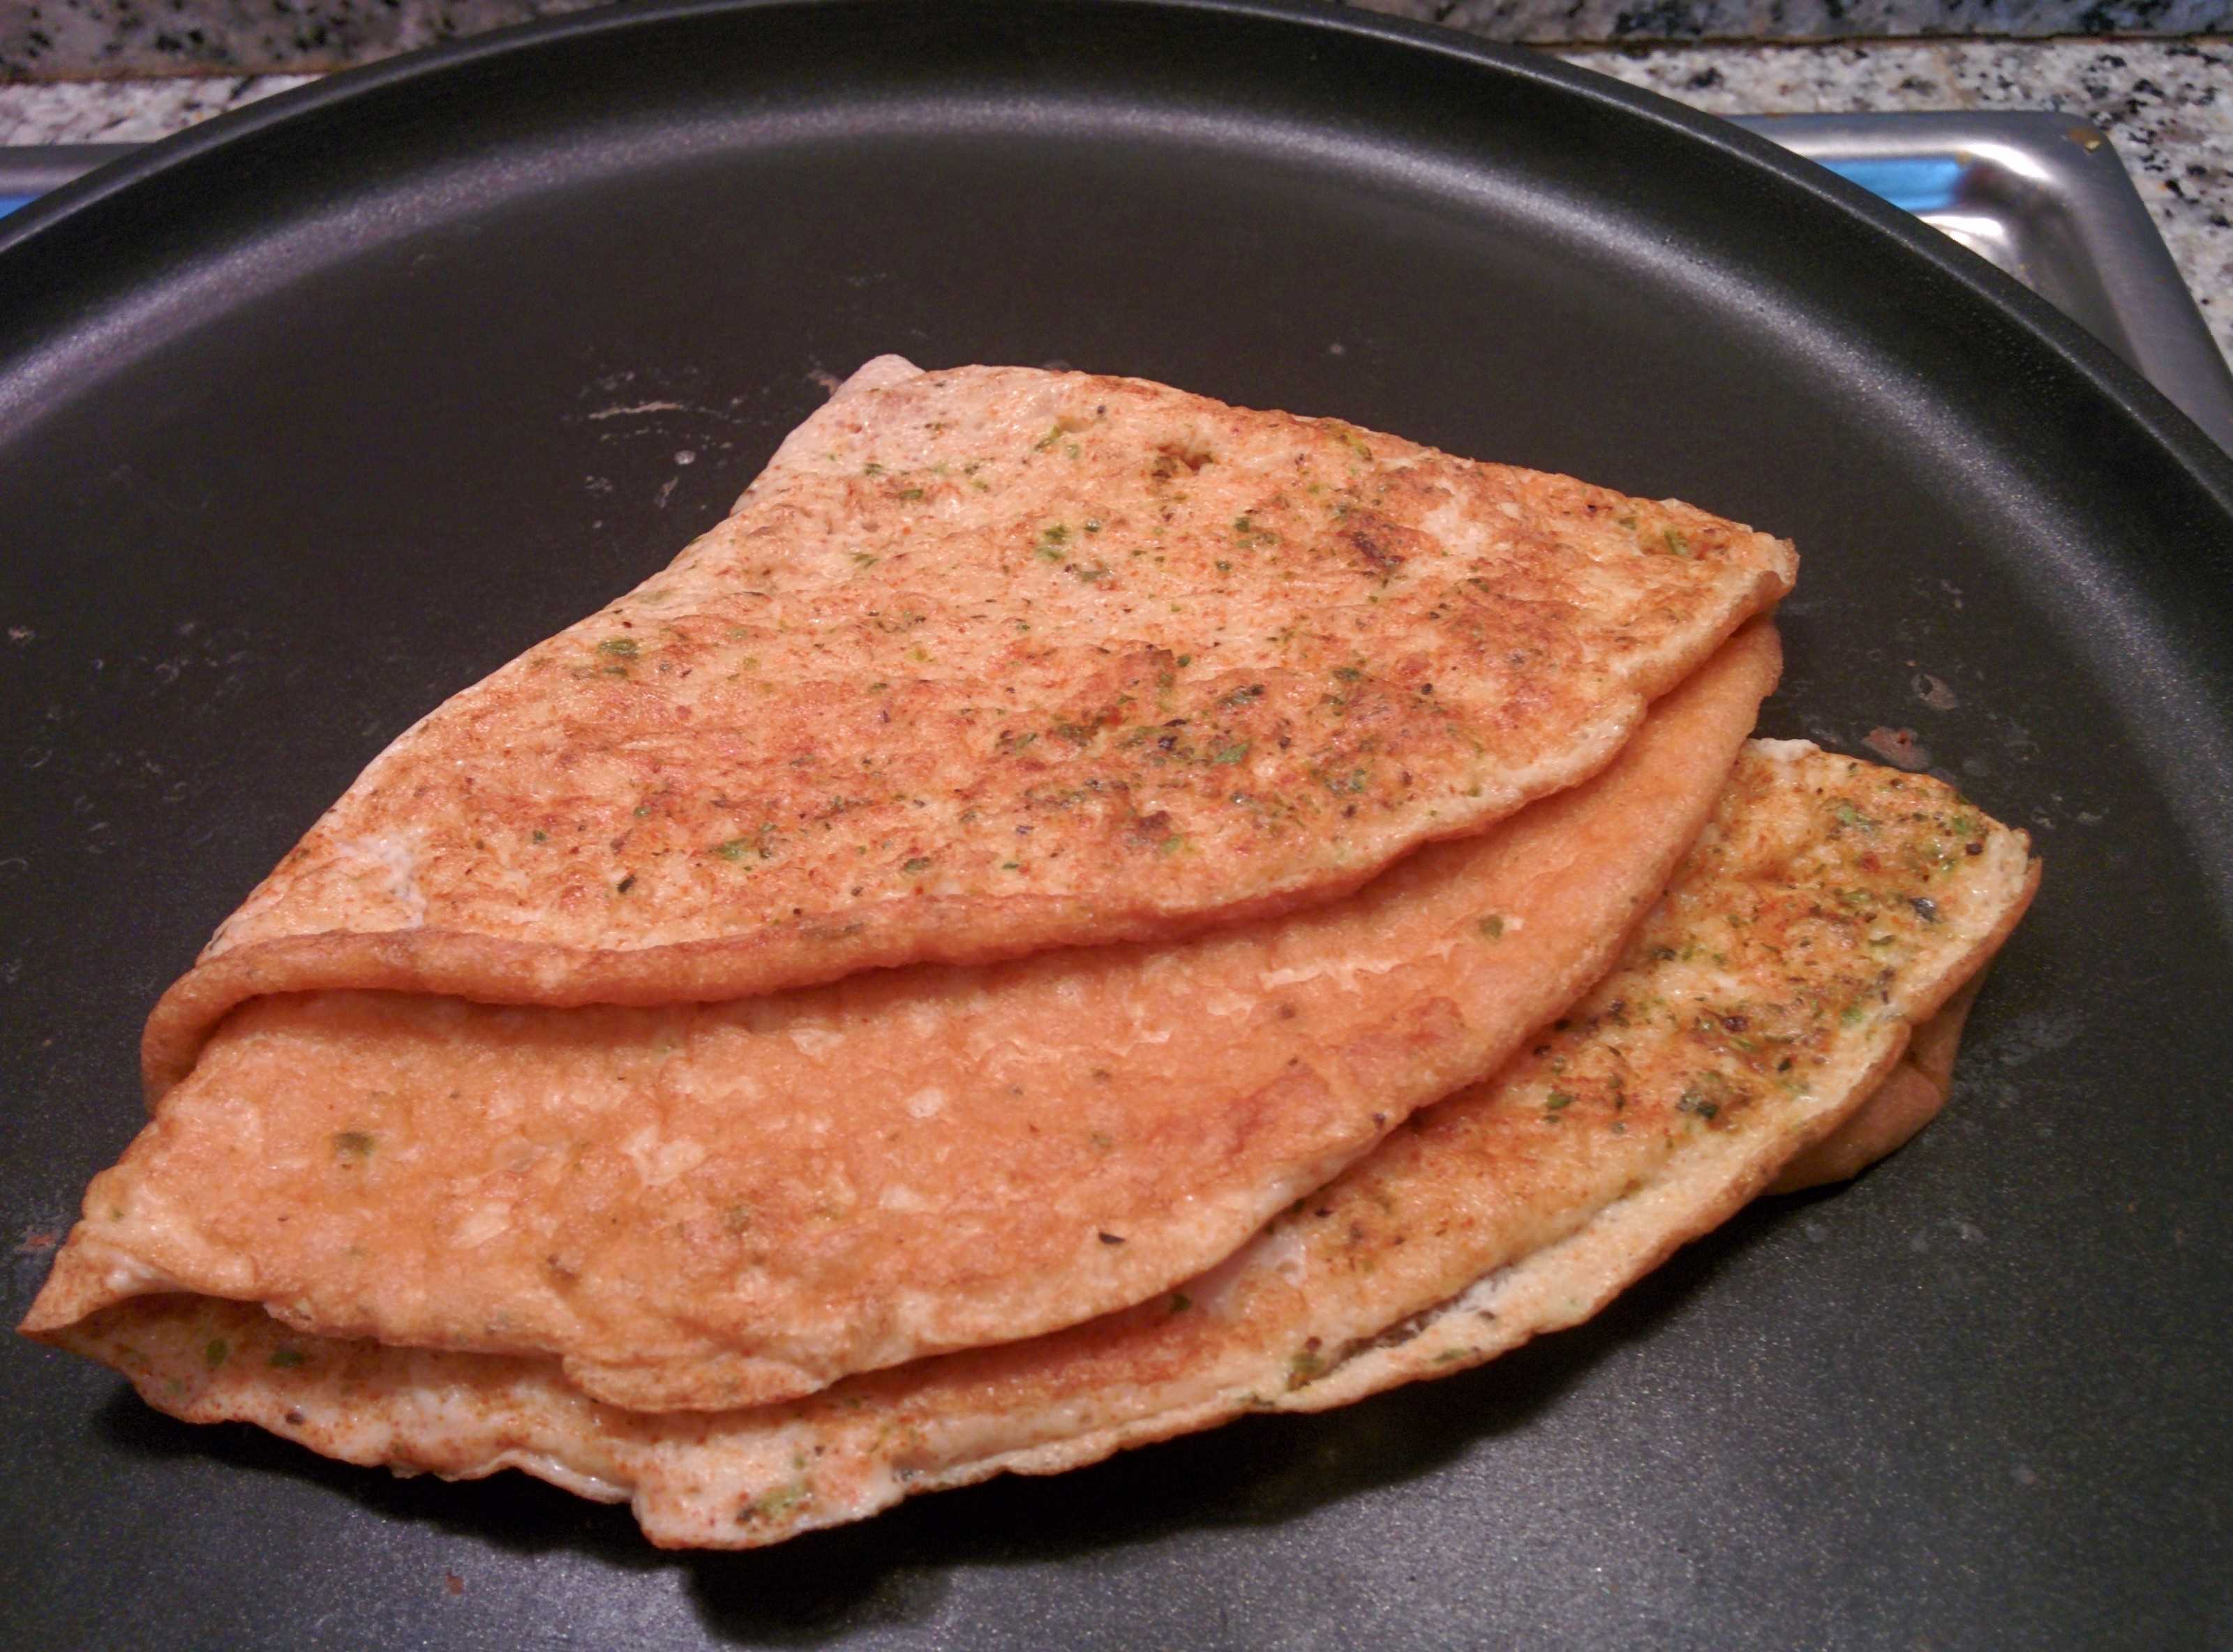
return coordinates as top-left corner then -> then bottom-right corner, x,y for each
3,0 -> 2230,77
0,17 -> 2225,367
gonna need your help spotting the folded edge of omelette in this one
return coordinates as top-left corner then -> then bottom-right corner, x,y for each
43,740 -> 2037,1549
140,359 -> 1798,1101
22,627 -> 1784,1411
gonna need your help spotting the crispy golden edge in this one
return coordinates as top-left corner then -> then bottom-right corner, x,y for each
1282,858 -> 2038,1415
1770,970 -> 1987,1194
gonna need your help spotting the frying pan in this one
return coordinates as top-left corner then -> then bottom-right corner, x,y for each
2,3 -> 2227,1646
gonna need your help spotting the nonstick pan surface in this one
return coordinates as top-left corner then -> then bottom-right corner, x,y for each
2,3 -> 2228,1646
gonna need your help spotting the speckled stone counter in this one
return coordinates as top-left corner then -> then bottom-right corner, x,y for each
3,0 -> 2232,77
6,36 -> 2224,368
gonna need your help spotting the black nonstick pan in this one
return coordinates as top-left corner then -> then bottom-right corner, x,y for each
3,3 -> 2227,1646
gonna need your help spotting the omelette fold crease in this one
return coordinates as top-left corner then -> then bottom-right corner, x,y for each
24,629 -> 1782,1411
44,742 -> 2036,1549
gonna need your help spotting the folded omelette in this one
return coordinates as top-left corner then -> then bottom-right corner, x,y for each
22,361 -> 2036,1549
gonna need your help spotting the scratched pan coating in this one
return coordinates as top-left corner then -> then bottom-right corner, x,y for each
1,2 -> 2228,1647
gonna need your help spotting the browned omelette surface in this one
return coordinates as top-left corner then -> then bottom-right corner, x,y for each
50,743 -> 2036,1547
24,629 -> 1782,1411
143,357 -> 1795,1095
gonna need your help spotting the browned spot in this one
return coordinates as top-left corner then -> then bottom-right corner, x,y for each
1126,810 -> 1176,850
1343,519 -> 1407,579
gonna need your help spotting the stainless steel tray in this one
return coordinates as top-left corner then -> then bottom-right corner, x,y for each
4,110 -> 2230,452
1732,110 -> 2233,452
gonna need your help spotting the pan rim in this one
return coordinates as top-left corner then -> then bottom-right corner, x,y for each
3,0 -> 2230,518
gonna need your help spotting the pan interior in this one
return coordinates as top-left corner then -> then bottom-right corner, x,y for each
1,4 -> 2227,1648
